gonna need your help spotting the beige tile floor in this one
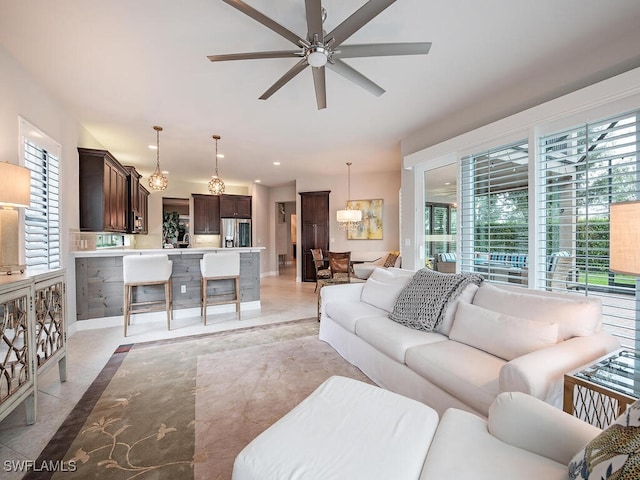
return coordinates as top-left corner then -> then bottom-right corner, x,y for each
0,263 -> 317,479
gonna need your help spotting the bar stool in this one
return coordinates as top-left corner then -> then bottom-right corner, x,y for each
123,254 -> 173,336
200,252 -> 241,325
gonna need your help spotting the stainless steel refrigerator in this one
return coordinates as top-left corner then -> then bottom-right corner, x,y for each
221,218 -> 252,248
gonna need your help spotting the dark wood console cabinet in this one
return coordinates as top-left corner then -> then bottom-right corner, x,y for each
193,194 -> 221,234
78,147 -> 129,233
220,194 -> 252,219
300,191 -> 330,282
124,166 -> 149,234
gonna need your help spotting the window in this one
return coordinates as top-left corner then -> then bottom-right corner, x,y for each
459,140 -> 529,283
20,119 -> 61,270
539,110 -> 639,346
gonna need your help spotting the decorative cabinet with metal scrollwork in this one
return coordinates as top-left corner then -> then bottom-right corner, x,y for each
0,269 -> 67,425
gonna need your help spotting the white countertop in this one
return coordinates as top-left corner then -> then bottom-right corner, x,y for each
70,247 -> 265,258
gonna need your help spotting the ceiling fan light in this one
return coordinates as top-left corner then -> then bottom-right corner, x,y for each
307,50 -> 327,68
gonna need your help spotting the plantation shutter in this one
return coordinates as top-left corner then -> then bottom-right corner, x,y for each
459,140 -> 529,284
23,138 -> 61,270
538,110 -> 640,346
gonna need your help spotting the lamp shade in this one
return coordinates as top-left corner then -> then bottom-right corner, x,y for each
610,201 -> 640,275
0,162 -> 30,207
336,208 -> 362,223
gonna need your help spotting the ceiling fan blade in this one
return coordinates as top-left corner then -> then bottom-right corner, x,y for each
326,0 -> 397,48
208,50 -> 301,62
336,42 -> 432,59
312,66 -> 327,110
222,0 -> 305,46
305,0 -> 324,42
259,58 -> 309,100
326,59 -> 385,97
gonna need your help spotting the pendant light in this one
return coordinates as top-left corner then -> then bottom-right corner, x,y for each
336,162 -> 362,231
148,125 -> 168,191
208,134 -> 225,195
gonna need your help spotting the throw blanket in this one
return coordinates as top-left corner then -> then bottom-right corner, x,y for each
389,268 -> 484,331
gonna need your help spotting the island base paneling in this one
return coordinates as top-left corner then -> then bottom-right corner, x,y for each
75,251 -> 260,321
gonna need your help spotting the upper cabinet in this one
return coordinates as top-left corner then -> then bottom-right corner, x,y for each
124,165 -> 148,234
78,148 -> 129,233
138,184 -> 149,234
192,194 -> 220,234
78,148 -> 148,234
220,194 -> 252,219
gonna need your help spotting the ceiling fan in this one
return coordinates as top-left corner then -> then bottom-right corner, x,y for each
208,0 -> 431,109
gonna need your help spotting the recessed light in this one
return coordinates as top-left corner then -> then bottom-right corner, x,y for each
217,154 -> 224,158
444,182 -> 451,186
255,179 -> 261,183
162,170 -> 169,174
149,145 -> 157,150
273,162 -> 281,166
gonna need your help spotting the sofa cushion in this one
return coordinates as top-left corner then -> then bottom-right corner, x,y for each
324,300 -> 385,333
405,340 -> 505,415
389,269 -> 483,332
449,302 -> 559,361
568,398 -> 640,480
420,408 -> 568,480
472,282 -> 601,340
355,316 -> 448,364
360,267 -> 413,313
434,283 -> 479,336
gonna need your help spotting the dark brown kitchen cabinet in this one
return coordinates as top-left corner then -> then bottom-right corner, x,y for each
138,184 -> 149,234
220,194 -> 252,218
124,166 -> 148,234
78,147 -> 129,233
192,194 -> 220,234
299,191 -> 330,282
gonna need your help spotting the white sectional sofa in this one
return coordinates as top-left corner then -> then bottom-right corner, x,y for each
233,376 -> 604,480
319,267 -> 620,418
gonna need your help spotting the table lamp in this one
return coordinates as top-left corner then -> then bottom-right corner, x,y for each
0,162 -> 31,274
609,201 -> 640,353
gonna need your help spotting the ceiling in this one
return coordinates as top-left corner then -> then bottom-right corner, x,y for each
1,1 -> 640,189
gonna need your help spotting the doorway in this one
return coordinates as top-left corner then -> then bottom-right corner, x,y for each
276,201 -> 296,275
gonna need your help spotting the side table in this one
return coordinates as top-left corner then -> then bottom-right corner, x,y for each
563,349 -> 640,429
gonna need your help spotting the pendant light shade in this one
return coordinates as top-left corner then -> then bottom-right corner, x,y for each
148,126 -> 168,191
208,134 -> 225,195
337,162 -> 362,231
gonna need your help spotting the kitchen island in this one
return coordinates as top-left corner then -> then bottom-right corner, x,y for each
72,247 -> 263,323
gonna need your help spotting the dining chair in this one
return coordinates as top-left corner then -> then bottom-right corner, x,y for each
328,251 -> 352,284
311,248 -> 331,292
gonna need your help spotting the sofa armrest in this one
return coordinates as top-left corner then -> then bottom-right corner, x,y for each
320,282 -> 365,305
488,392 -> 601,465
499,332 -> 620,407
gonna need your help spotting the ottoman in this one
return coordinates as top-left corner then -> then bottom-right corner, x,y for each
232,376 -> 439,480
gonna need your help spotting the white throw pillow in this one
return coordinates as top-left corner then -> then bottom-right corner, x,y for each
449,301 -> 559,361
434,283 -> 479,336
360,268 -> 413,313
472,282 -> 601,341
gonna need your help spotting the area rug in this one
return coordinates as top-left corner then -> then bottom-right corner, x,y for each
27,318 -> 372,480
